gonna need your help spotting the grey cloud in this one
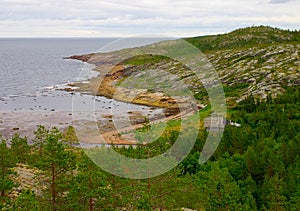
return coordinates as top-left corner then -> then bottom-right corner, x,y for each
269,0 -> 292,4
0,0 -> 299,37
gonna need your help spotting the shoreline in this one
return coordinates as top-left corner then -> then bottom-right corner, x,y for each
0,52 -> 200,146
0,110 -> 73,141
0,103 -> 198,146
64,54 -> 194,110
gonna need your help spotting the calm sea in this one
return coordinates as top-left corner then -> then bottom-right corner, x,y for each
0,38 -> 165,112
0,38 -> 114,110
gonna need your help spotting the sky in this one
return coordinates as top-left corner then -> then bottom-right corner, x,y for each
0,0 -> 299,38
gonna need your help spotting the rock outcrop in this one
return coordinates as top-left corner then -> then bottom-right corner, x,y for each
9,164 -> 46,198
66,26 -> 300,106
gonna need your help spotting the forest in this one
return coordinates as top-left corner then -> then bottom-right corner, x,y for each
0,86 -> 299,210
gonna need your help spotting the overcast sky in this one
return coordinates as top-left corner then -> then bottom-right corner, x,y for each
0,0 -> 299,37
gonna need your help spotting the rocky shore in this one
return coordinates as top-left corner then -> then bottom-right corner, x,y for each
64,53 -> 197,111
65,39 -> 300,108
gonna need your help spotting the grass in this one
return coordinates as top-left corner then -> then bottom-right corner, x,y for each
134,105 -> 212,143
122,54 -> 168,66
223,83 -> 250,97
185,26 -> 300,53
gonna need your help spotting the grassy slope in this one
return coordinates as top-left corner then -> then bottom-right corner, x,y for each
117,26 -> 299,103
74,25 -> 299,118
188,26 -> 300,103
185,25 -> 300,53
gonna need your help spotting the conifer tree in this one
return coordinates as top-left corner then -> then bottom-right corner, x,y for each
38,128 -> 76,211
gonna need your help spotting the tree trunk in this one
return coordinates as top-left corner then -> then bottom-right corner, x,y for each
51,163 -> 56,211
89,177 -> 93,211
1,166 -> 5,197
89,197 -> 93,211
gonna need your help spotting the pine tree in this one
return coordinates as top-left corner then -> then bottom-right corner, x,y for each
66,151 -> 109,211
10,134 -> 31,164
38,128 -> 76,211
13,190 -> 39,211
195,162 -> 256,210
0,139 -> 16,199
261,174 -> 287,210
33,125 -> 49,157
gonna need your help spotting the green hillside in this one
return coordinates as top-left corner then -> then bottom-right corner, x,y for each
185,25 -> 300,52
113,26 -> 300,105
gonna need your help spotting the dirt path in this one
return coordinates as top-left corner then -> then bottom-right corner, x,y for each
81,107 -> 197,145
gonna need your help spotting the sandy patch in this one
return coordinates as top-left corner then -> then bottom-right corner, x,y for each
0,110 -> 73,140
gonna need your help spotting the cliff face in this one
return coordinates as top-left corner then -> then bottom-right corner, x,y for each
66,26 -> 300,107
